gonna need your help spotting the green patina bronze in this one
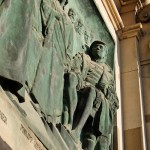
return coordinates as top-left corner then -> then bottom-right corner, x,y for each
63,41 -> 119,149
0,0 -> 118,149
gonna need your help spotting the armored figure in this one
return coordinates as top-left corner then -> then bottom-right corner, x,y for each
64,41 -> 119,149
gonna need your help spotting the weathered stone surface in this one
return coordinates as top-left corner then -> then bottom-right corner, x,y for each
121,71 -> 142,130
0,88 -> 47,150
0,87 -> 69,150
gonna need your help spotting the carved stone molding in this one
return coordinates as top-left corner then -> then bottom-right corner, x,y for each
101,0 -> 124,31
119,0 -> 139,5
118,23 -> 143,40
141,59 -> 150,66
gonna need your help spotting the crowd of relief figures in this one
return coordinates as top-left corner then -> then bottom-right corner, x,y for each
0,0 -> 119,149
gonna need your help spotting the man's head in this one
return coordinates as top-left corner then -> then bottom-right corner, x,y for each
90,41 -> 108,62
84,30 -> 90,44
68,8 -> 77,23
75,19 -> 84,35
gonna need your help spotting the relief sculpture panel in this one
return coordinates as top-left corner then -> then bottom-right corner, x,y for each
0,0 -> 119,149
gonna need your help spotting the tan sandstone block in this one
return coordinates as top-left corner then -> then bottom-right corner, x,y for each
120,38 -> 138,73
124,127 -> 143,150
142,77 -> 150,115
145,123 -> 150,150
121,11 -> 136,26
121,70 -> 142,130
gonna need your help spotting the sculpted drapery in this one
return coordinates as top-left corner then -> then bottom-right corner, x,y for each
0,1 -> 118,149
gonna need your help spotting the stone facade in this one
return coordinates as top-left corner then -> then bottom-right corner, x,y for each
113,0 -> 150,150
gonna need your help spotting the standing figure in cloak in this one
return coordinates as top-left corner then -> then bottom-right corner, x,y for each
0,0 -> 34,100
30,0 -> 75,123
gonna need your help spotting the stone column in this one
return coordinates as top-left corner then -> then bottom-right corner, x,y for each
119,23 -> 147,150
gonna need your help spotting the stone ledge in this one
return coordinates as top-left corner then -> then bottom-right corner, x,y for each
0,87 -> 72,150
101,0 -> 124,31
118,23 -> 143,40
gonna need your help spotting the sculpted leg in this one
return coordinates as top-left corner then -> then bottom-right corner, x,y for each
86,139 -> 96,150
72,87 -> 96,139
97,134 -> 111,150
84,134 -> 96,150
66,72 -> 78,129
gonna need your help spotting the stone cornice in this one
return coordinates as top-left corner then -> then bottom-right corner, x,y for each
117,23 -> 143,40
101,0 -> 124,31
141,59 -> 150,66
99,0 -> 144,40
119,0 -> 139,5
